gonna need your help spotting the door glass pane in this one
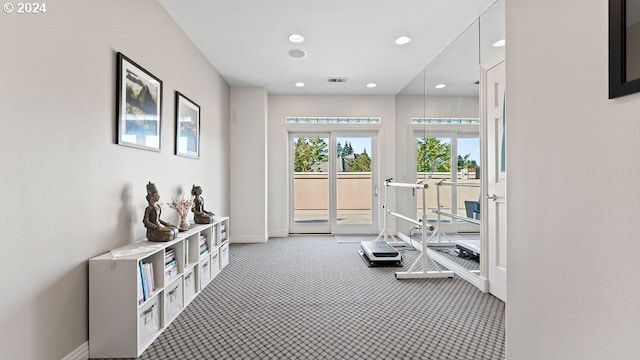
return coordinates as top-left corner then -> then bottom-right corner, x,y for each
293,137 -> 329,224
417,137 -> 452,221
336,137 -> 372,225
457,137 -> 481,220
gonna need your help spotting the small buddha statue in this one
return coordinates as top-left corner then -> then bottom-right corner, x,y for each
143,182 -> 178,242
191,185 -> 215,224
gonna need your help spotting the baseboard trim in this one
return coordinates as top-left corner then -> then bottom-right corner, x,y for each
268,230 -> 289,238
62,342 -> 88,360
231,235 -> 268,243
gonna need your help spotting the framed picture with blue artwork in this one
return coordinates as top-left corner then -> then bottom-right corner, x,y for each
175,91 -> 200,159
116,52 -> 163,151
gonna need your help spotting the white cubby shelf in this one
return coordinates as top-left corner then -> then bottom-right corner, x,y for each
89,217 -> 230,359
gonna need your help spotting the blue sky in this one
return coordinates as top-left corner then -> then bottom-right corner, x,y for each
337,137 -> 371,155
458,138 -> 480,165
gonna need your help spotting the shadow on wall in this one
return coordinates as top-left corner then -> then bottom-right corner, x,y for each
116,183 -> 137,247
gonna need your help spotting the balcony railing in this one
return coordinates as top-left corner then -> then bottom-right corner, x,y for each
293,172 -> 480,225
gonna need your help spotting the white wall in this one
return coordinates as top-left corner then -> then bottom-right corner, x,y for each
230,88 -> 268,242
0,1 -> 230,359
268,95 -> 396,236
507,1 -> 640,359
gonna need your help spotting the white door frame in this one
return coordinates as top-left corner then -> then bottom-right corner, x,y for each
288,132 -> 332,234
481,56 -> 507,302
332,131 -> 379,234
409,125 -> 481,234
287,127 -> 380,235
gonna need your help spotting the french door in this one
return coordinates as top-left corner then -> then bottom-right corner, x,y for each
414,128 -> 481,233
289,132 -> 378,234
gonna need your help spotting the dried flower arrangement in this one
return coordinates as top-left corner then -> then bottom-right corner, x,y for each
169,194 -> 194,231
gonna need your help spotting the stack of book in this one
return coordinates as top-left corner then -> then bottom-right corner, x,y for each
199,234 -> 208,256
138,261 -> 155,304
220,224 -> 227,243
164,249 -> 178,281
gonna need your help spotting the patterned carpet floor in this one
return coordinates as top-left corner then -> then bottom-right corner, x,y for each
128,236 -> 505,360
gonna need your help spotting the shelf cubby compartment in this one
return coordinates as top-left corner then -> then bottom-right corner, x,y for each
197,230 -> 210,259
164,276 -> 183,326
184,231 -> 200,270
138,294 -> 163,351
210,247 -> 221,279
163,242 -> 183,285
220,220 -> 228,244
219,242 -> 230,270
199,255 -> 212,290
139,251 -> 165,301
183,266 -> 198,305
201,224 -> 214,252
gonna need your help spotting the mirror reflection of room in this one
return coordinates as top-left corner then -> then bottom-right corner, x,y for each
395,0 -> 504,281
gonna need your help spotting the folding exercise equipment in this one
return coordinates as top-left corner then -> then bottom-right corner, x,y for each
362,178 -> 453,279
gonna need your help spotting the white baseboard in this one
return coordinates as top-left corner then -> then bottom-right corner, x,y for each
268,230 -> 289,238
62,342 -> 88,360
231,234 -> 268,243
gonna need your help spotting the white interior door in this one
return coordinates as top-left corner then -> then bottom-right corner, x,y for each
485,60 -> 507,301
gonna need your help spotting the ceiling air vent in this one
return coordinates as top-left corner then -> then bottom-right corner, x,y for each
327,77 -> 348,83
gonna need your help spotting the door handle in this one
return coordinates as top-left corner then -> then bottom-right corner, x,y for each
375,185 -> 378,197
487,194 -> 497,201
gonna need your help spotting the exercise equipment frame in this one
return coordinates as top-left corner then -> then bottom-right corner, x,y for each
427,180 -> 481,246
375,178 -> 453,279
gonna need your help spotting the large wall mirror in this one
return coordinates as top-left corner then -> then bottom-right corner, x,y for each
609,0 -> 640,98
395,0 -> 504,287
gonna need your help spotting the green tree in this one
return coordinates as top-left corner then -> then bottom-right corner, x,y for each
350,150 -> 371,172
310,137 -> 328,163
294,137 -> 313,172
294,137 -> 328,172
336,142 -> 343,157
343,141 -> 354,156
417,137 -> 451,172
457,154 -> 477,170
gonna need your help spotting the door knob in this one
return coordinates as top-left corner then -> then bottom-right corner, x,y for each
487,193 -> 497,201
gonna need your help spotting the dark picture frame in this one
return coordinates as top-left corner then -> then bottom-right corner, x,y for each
175,91 -> 201,159
609,0 -> 640,98
116,52 -> 163,151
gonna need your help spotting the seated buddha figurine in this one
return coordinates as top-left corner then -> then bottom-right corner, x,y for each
143,182 -> 178,242
191,185 -> 215,224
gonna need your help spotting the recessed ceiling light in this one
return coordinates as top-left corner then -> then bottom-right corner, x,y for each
366,83 -> 377,88
395,36 -> 411,45
288,49 -> 307,58
288,33 -> 305,43
435,83 -> 446,89
294,82 -> 305,87
492,39 -> 506,47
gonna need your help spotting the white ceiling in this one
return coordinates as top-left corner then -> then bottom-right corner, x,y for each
158,0 -> 498,96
